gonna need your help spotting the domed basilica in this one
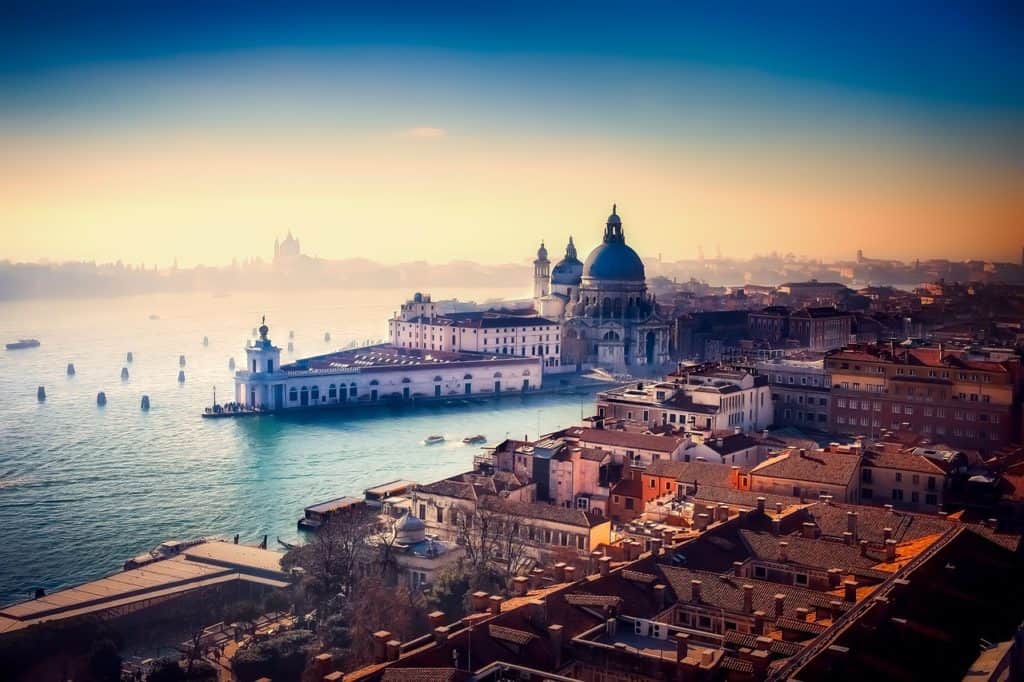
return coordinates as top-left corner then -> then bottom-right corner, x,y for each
533,206 -> 670,370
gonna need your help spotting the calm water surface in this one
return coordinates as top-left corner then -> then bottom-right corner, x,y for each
0,288 -> 592,604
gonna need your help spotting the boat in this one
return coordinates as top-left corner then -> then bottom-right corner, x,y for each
424,435 -> 445,446
6,339 -> 40,350
277,536 -> 299,550
123,538 -> 209,570
121,367 -> 130,380
462,434 -> 487,445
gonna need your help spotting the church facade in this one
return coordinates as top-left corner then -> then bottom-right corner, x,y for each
534,206 -> 671,372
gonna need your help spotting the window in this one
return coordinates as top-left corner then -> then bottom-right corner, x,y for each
436,508 -> 443,523
925,493 -> 937,506
698,615 -> 712,629
862,488 -> 873,499
892,489 -> 904,501
794,573 -> 809,586
754,565 -> 767,579
895,472 -> 902,482
862,468 -> 873,483
419,504 -> 426,519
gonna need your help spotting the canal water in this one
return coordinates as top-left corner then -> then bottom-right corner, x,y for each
0,288 -> 594,604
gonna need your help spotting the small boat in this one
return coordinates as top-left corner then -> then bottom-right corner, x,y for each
177,370 -> 186,383
424,435 -> 445,446
6,339 -> 40,350
462,434 -> 487,445
121,367 -> 130,380
97,391 -> 107,406
277,536 -> 299,550
66,363 -> 76,376
37,386 -> 46,402
140,395 -> 150,410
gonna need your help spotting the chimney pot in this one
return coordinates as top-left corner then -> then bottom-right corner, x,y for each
654,583 -> 667,609
771,518 -> 781,535
733,560 -> 743,577
512,576 -> 529,596
859,539 -> 869,556
488,594 -> 503,615
695,513 -> 711,530
530,598 -> 547,626
690,580 -> 702,603
386,639 -> 401,662
756,496 -> 766,513
802,522 -> 816,538
775,502 -> 783,514
842,531 -> 854,545
675,632 -> 689,661
843,580 -> 859,602
428,611 -> 445,629
743,584 -> 754,613
778,541 -> 789,562
885,539 -> 897,562
774,594 -> 786,619
598,556 -> 612,577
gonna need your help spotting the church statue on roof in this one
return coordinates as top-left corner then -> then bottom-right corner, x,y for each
532,205 -> 670,371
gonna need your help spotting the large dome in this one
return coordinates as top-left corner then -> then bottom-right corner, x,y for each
582,206 -> 645,282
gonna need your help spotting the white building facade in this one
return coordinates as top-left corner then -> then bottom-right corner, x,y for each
234,320 -> 543,410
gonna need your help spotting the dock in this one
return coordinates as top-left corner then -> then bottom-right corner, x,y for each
297,495 -> 365,531
0,541 -> 290,636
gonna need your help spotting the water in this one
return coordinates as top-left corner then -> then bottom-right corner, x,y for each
0,288 -> 592,604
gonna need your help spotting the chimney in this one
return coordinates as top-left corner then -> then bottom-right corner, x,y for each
885,539 -> 897,563
589,551 -> 603,574
695,513 -> 711,530
716,504 -> 729,522
691,580 -> 702,603
733,560 -> 743,577
471,591 -> 489,612
795,607 -> 810,622
386,639 -> 401,662
884,504 -> 894,514
882,527 -> 893,542
775,502 -> 784,514
531,567 -> 545,589
771,518 -> 781,536
827,568 -> 843,588
428,611 -> 446,629
842,531 -> 854,546
756,496 -> 766,513
433,625 -> 449,645
548,624 -> 564,669
778,541 -> 789,562
372,630 -> 392,663
829,600 -> 843,620
755,636 -> 772,651
488,595 -> 503,615
774,594 -> 786,619
605,617 -> 617,637
564,566 -> 577,582
530,599 -> 548,627
701,650 -> 714,667
554,562 -> 567,582
843,580 -> 859,602
512,576 -> 529,597
859,539 -> 869,557
753,610 -> 766,635
654,583 -> 667,610
675,632 -> 690,661
650,538 -> 663,556
599,556 -> 612,577
743,584 -> 754,613
802,522 -> 816,538
847,511 -> 858,538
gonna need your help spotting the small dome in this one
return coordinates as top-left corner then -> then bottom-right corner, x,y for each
395,512 -> 426,544
536,242 -> 548,261
607,204 -> 621,226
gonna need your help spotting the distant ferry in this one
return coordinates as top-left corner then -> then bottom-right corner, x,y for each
424,435 -> 445,446
462,434 -> 487,445
5,339 -> 40,350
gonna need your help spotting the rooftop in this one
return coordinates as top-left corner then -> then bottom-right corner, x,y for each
280,344 -> 537,374
751,449 -> 861,487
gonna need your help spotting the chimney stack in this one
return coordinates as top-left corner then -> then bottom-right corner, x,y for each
802,522 -> 816,538
743,584 -> 754,613
654,583 -> 667,610
691,580 -> 702,603
847,511 -> 858,538
599,556 -> 612,577
771,518 -> 781,535
512,576 -> 529,596
589,551 -> 603,574
433,625 -> 449,645
827,568 -> 843,588
564,566 -> 577,582
548,624 -> 564,669
471,591 -> 489,612
843,580 -> 859,602
733,560 -> 743,577
553,562 -> 567,582
883,527 -> 893,541
885,539 -> 897,563
530,599 -> 547,627
428,611 -> 446,629
756,496 -> 766,514
775,502 -> 784,514
753,610 -> 766,635
675,632 -> 690,661
795,607 -> 810,622
774,594 -> 786,620
386,639 -> 401,662
778,541 -> 789,562
488,595 -> 503,615
842,531 -> 854,546
372,630 -> 392,663
695,513 -> 711,530
859,539 -> 869,557
650,538 -> 663,556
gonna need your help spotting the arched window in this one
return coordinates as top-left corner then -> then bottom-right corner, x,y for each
328,383 -> 337,399
493,371 -> 502,378
433,375 -> 443,382
311,385 -> 320,401
369,379 -> 380,386
603,330 -> 620,341
401,377 -> 412,383
463,373 -> 473,380
289,387 -> 298,402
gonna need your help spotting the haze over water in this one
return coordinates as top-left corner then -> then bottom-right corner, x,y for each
0,288 -> 593,604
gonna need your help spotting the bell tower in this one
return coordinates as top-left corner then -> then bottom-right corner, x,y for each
533,241 -> 550,303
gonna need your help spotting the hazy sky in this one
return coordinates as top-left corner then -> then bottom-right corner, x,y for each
2,1 -> 1021,267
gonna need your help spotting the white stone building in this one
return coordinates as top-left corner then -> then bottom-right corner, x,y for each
388,293 -> 567,373
234,319 -> 542,410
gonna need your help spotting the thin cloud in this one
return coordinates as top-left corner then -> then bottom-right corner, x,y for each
398,126 -> 447,139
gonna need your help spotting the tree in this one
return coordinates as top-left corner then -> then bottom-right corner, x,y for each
285,506 -> 380,607
454,505 -> 535,595
426,566 -> 472,618
231,630 -> 316,682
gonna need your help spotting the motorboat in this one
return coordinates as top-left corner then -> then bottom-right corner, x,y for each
6,339 -> 40,350
462,434 -> 487,445
424,435 -> 445,446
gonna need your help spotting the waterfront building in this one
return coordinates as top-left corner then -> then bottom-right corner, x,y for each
748,305 -> 852,351
533,205 -> 672,371
388,293 -> 566,373
595,363 -> 772,436
234,319 -> 541,410
825,343 -> 1023,451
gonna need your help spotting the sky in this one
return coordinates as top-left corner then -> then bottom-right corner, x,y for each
1,1 -> 1022,267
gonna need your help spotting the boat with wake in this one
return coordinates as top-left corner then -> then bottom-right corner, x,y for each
424,435 -> 445,446
6,339 -> 40,350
